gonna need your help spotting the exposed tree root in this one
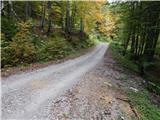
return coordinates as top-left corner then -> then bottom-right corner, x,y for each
116,97 -> 140,120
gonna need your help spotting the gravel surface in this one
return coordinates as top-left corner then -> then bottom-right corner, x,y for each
2,43 -> 108,120
2,43 -> 142,120
47,49 -> 139,120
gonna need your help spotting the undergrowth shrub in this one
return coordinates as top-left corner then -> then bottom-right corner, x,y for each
36,36 -> 74,61
110,42 -> 139,73
111,41 -> 160,94
1,21 -> 94,68
127,90 -> 160,120
70,33 -> 94,49
1,33 -> 12,67
155,36 -> 160,58
2,21 -> 36,67
1,17 -> 18,40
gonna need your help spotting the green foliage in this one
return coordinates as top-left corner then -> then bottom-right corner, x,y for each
127,90 -> 160,120
155,36 -> 160,57
36,36 -> 74,61
111,41 -> 160,94
143,73 -> 160,95
1,21 -> 36,67
1,33 -> 12,67
62,33 -> 94,50
1,1 -> 98,68
1,17 -> 18,40
143,61 -> 154,70
1,21 -> 94,68
71,36 -> 94,49
111,42 -> 139,73
147,81 -> 160,95
9,24 -> 36,66
111,1 -> 160,67
36,33 -> 94,62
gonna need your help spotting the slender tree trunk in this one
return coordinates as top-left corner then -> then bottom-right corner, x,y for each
143,14 -> 159,61
130,2 -> 136,57
40,1 -> 46,31
25,1 -> 29,20
28,2 -> 31,18
47,1 -> 52,36
123,32 -> 131,56
61,4 -> 65,30
71,1 -> 76,32
7,1 -> 12,20
1,1 -> 5,16
130,27 -> 136,56
138,32 -> 146,56
80,17 -> 84,33
7,1 -> 20,21
134,33 -> 139,58
151,22 -> 160,56
65,1 -> 70,33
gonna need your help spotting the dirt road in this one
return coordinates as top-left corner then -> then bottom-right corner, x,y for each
2,43 -> 109,119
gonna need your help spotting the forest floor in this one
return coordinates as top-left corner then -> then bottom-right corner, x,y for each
2,43 -> 159,120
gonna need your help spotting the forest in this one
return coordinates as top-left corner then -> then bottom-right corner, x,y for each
1,1 -> 160,120
1,1 -> 103,67
109,1 -> 160,94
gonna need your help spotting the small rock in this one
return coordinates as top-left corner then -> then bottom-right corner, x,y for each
104,109 -> 111,115
143,80 -> 146,83
121,116 -> 125,120
108,101 -> 112,104
104,82 -> 112,87
55,100 -> 62,104
130,87 -> 138,92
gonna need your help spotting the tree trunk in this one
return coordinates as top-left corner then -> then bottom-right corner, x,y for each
7,1 -> 12,20
40,1 -> 46,31
70,1 -> 76,32
123,32 -> 131,56
130,26 -> 136,56
65,1 -> 70,33
25,1 -> 29,20
143,9 -> 159,61
80,17 -> 84,33
138,32 -> 146,56
151,21 -> 160,57
1,1 -> 5,16
61,4 -> 65,30
47,1 -> 52,36
134,33 -> 139,58
130,2 -> 136,57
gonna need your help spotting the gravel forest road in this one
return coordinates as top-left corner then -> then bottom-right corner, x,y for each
2,43 -> 108,120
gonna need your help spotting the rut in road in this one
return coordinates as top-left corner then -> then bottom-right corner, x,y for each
2,43 -> 108,119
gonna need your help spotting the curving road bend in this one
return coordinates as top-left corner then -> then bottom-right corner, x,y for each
1,43 -> 108,120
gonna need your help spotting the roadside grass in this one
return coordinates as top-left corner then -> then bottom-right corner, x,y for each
110,41 -> 160,120
127,90 -> 160,120
110,41 -> 139,73
143,74 -> 160,95
110,41 -> 160,94
112,41 -> 160,94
